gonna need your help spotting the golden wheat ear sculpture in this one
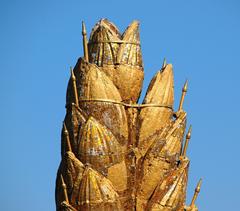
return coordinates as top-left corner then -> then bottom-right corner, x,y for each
55,19 -> 202,211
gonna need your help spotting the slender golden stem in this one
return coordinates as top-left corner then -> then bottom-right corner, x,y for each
63,122 -> 72,152
60,174 -> 69,203
190,178 -> 202,207
82,21 -> 89,62
178,80 -> 188,111
70,67 -> 79,107
181,125 -> 192,156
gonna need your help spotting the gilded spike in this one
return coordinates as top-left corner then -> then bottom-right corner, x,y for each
178,80 -> 188,111
82,21 -> 89,62
162,58 -> 167,69
61,174 -> 69,204
181,125 -> 192,156
190,178 -> 202,207
70,67 -> 79,107
63,122 -> 72,152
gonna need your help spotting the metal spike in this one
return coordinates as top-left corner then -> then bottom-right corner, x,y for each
181,125 -> 192,156
63,122 -> 72,152
82,21 -> 89,62
190,178 -> 202,207
178,80 -> 188,111
70,67 -> 79,107
60,174 -> 69,203
162,58 -> 167,69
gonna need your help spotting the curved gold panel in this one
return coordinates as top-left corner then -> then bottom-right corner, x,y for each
139,64 -> 174,155
78,116 -> 124,173
77,167 -> 122,211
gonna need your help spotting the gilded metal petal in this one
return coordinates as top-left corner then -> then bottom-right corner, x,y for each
139,64 -> 174,155
78,116 -> 124,174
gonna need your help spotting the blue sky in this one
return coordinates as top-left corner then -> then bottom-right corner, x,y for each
1,0 -> 240,210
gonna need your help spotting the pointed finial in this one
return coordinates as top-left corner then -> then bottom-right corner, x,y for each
63,122 -> 72,152
82,21 -> 89,62
60,174 -> 69,203
181,125 -> 192,156
70,67 -> 79,107
190,178 -> 202,207
162,58 -> 167,69
183,79 -> 188,92
178,79 -> 188,111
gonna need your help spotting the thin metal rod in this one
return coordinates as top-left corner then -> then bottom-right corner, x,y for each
63,122 -> 72,152
78,98 -> 173,110
82,21 -> 89,62
178,80 -> 188,111
60,174 -> 69,203
88,40 -> 140,45
70,67 -> 79,107
162,58 -> 167,69
190,178 -> 202,207
181,125 -> 192,156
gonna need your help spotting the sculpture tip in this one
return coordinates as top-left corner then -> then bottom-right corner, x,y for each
63,122 -> 72,152
178,79 -> 188,111
60,174 -> 69,203
162,58 -> 167,69
63,122 -> 68,133
82,21 -> 86,35
183,79 -> 188,92
195,178 -> 202,193
82,21 -> 89,62
190,178 -> 202,207
70,66 -> 76,80
186,125 -> 192,139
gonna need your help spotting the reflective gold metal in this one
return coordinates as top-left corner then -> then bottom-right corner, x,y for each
63,122 -> 72,152
70,67 -> 79,107
55,19 -> 202,211
81,21 -> 89,62
162,58 -> 167,69
190,179 -> 202,207
60,174 -> 69,204
182,125 -> 192,156
178,80 -> 188,111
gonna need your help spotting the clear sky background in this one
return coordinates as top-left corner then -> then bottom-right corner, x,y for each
1,0 -> 240,210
